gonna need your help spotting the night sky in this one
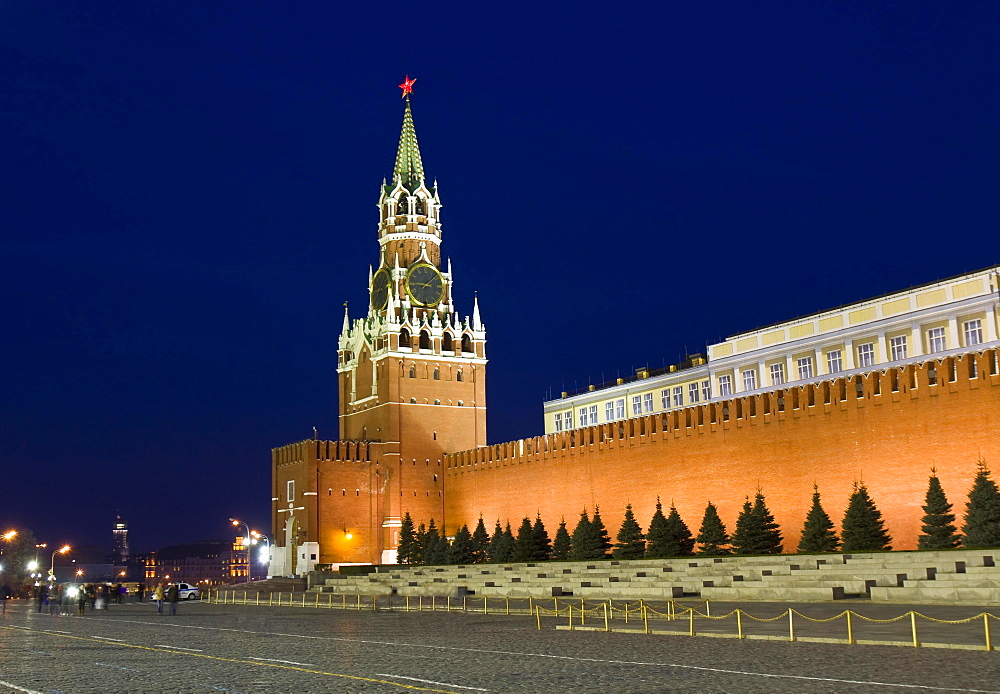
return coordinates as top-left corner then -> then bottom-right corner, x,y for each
2,2 -> 998,552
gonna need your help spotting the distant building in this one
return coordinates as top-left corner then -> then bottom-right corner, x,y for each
112,515 -> 129,563
144,537 -> 249,585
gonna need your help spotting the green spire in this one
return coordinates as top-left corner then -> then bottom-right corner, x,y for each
393,98 -> 425,190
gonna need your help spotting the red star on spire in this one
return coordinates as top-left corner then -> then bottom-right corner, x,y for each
398,75 -> 416,98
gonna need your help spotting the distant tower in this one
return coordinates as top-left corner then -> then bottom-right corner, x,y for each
113,515 -> 129,562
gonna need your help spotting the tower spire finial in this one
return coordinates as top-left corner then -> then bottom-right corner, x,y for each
393,77 -> 424,190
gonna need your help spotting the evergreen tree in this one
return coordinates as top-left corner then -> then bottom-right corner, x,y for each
730,497 -> 756,555
612,504 -> 646,559
471,516 -> 491,563
413,522 -> 427,564
751,490 -> 783,554
487,520 -> 504,562
841,483 -> 892,552
696,502 -> 731,555
797,484 -> 840,553
551,519 -> 572,560
591,506 -> 612,558
513,517 -> 535,562
447,524 -> 476,564
663,503 -> 695,556
569,509 -> 601,560
918,471 -> 960,550
645,498 -> 671,559
492,522 -> 516,562
963,460 -> 1000,548
422,519 -> 449,565
532,515 -> 552,561
396,512 -> 417,564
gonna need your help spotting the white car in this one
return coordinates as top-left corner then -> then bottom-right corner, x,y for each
170,582 -> 200,600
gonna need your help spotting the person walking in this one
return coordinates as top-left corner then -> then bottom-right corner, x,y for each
77,586 -> 87,616
167,583 -> 179,616
153,582 -> 165,614
0,583 -> 9,615
137,582 -> 145,602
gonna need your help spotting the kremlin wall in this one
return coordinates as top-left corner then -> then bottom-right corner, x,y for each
269,90 -> 1000,575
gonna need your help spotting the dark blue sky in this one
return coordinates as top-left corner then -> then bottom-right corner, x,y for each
2,2 -> 998,551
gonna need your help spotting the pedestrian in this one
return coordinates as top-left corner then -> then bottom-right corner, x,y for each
35,584 -> 46,613
153,582 -> 165,614
167,583 -> 179,616
87,584 -> 96,611
77,586 -> 87,616
117,583 -> 126,604
0,583 -> 9,615
137,582 -> 145,602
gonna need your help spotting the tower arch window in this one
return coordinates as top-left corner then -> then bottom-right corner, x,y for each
462,335 -> 473,353
419,331 -> 431,350
409,365 -> 416,378
442,333 -> 453,352
456,369 -> 463,382
433,367 -> 440,380
400,329 -> 411,347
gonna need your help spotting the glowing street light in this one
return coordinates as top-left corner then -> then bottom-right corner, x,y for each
2,531 -> 16,541
49,545 -> 71,580
229,519 -> 251,583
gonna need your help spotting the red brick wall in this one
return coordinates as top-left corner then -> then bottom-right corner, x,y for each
444,351 -> 1000,551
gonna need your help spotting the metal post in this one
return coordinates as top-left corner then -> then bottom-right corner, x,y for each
581,601 -> 585,626
623,601 -> 628,625
328,594 -> 332,608
910,611 -> 920,648
405,596 -> 410,612
705,600 -> 711,617
505,597 -> 509,616
372,595 -> 377,611
643,604 -> 649,634
985,614 -> 993,652
568,605 -> 573,630
269,592 -> 273,606
846,611 -> 854,644
528,597 -> 533,615
736,609 -> 744,639
603,602 -> 610,632
689,608 -> 695,637
342,594 -> 347,609
315,593 -> 319,608
484,597 -> 488,615
463,595 -> 467,611
301,593 -> 306,608
788,609 -> 795,642
357,594 -> 361,611
553,596 -> 557,614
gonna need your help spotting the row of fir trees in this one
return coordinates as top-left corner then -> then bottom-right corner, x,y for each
394,461 -> 1000,565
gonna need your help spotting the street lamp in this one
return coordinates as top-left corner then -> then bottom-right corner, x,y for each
229,519 -> 250,583
49,545 -> 70,580
250,531 -> 270,575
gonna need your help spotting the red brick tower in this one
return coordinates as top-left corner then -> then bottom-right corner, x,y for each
336,92 -> 487,562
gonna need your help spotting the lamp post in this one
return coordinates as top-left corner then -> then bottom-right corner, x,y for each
250,531 -> 270,579
49,545 -> 70,581
229,519 -> 250,583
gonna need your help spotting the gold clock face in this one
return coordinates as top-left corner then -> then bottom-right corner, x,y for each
405,263 -> 444,306
371,268 -> 391,310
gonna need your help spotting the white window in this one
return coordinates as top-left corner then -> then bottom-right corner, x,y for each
578,407 -> 588,426
826,350 -> 843,374
287,480 -> 295,502
565,411 -> 574,429
701,380 -> 711,400
661,389 -> 670,409
718,375 -> 732,397
964,319 -> 983,346
857,342 -> 875,368
927,327 -> 946,354
797,357 -> 814,380
554,413 -> 563,432
672,386 -> 683,407
642,393 -> 653,413
605,401 -> 614,422
742,369 -> 757,391
631,396 -> 641,415
615,399 -> 625,419
890,335 -> 908,361
688,382 -> 700,403
769,362 -> 785,386
589,405 -> 598,424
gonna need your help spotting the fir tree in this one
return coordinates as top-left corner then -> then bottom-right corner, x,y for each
591,506 -> 612,558
532,515 -> 552,561
751,490 -> 783,554
551,519 -> 572,560
413,522 -> 427,564
487,520 -> 504,563
841,483 -> 892,552
663,503 -> 695,556
471,516 -> 491,563
447,524 -> 476,564
918,471 -> 960,550
513,517 -> 535,562
797,484 -> 840,553
644,498 -> 671,559
963,460 -> 1000,548
612,504 -> 646,559
493,522 -> 516,562
696,502 -> 731,555
730,497 -> 756,555
569,509 -> 601,560
396,512 -> 417,564
422,519 -> 449,565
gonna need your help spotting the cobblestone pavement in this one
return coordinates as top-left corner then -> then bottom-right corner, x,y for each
1,599 -> 998,693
